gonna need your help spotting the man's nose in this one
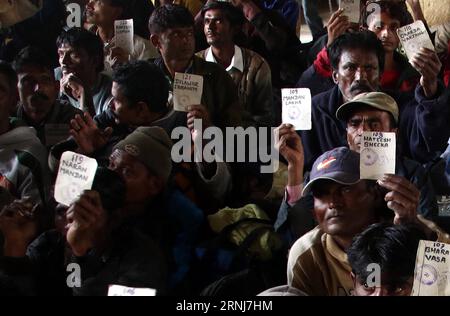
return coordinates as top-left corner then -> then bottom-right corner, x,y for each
60,52 -> 69,65
34,83 -> 42,93
355,68 -> 368,81
380,28 -> 389,38
328,191 -> 343,209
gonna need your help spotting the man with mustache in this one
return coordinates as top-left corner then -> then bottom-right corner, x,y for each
299,1 -> 421,95
13,46 -> 82,147
0,61 -> 49,206
272,130 -> 450,295
298,31 -> 449,171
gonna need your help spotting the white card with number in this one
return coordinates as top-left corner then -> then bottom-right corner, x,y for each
173,72 -> 204,112
108,285 -> 156,296
54,151 -> 98,206
339,0 -> 360,23
360,132 -> 396,180
282,88 -> 311,130
114,19 -> 134,55
412,240 -> 450,296
397,20 -> 435,61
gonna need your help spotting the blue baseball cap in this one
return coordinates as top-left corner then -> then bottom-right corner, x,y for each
302,147 -> 361,196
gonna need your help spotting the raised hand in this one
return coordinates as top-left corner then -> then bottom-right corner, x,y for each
411,48 -> 442,97
327,9 -> 351,47
377,174 -> 420,225
275,124 -> 304,186
66,190 -> 108,257
69,113 -> 113,155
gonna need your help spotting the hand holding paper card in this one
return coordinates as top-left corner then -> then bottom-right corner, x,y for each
339,0 -> 360,24
412,240 -> 450,296
54,151 -> 98,206
173,72 -> 204,112
108,285 -> 156,296
397,20 -> 435,61
114,19 -> 134,55
281,88 -> 312,130
360,132 -> 396,180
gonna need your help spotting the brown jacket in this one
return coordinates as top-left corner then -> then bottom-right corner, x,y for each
197,47 -> 274,127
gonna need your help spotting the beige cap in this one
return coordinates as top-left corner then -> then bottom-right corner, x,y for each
336,92 -> 399,123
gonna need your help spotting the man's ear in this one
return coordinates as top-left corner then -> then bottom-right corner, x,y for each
134,101 -> 148,115
332,71 -> 339,84
351,272 -> 357,288
150,34 -> 161,50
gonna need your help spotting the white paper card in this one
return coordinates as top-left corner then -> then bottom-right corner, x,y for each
339,0 -> 360,23
54,151 -> 98,206
412,240 -> 450,296
281,88 -> 312,130
397,20 -> 435,61
114,19 -> 134,55
108,285 -> 156,296
173,72 -> 204,112
360,132 -> 396,180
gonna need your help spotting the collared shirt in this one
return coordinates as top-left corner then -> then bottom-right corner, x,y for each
205,45 -> 244,73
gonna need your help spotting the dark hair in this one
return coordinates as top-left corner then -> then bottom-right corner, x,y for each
328,31 -> 385,71
112,60 -> 169,113
56,27 -> 104,73
0,61 -> 18,91
363,1 -> 413,28
347,222 -> 425,287
13,46 -> 53,74
107,0 -> 131,18
201,1 -> 245,27
148,4 -> 194,35
92,167 -> 126,213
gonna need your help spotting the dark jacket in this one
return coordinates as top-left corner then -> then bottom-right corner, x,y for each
16,100 -> 82,148
154,56 -> 243,129
299,84 -> 450,170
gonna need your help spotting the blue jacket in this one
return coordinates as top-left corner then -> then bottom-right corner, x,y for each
299,84 -> 450,171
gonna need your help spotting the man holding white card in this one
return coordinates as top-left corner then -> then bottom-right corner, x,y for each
85,0 -> 158,74
149,4 -> 243,129
273,141 -> 449,295
299,31 -> 449,171
336,91 -> 438,219
0,167 -> 168,295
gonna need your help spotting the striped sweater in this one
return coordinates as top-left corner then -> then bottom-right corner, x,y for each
0,120 -> 50,205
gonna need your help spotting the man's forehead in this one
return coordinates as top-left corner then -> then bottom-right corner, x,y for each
204,9 -> 225,18
18,65 -> 53,78
340,48 -> 379,64
348,106 -> 387,118
166,26 -> 194,33
58,43 -> 85,53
